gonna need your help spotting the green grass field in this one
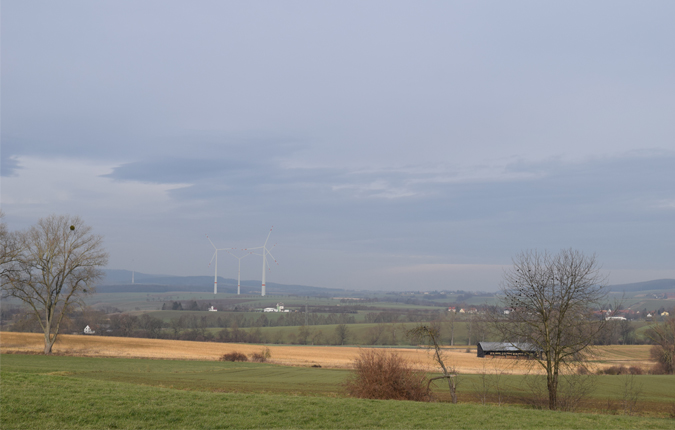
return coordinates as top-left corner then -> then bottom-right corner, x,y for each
2,353 -> 674,429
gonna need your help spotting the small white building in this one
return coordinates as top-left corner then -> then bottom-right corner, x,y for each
83,325 -> 95,335
264,303 -> 290,313
208,306 -> 217,312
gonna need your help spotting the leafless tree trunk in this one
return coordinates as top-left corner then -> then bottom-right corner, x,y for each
409,324 -> 458,403
490,249 -> 608,410
1,214 -> 108,354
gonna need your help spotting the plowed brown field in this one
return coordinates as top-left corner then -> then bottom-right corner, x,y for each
0,332 -> 652,374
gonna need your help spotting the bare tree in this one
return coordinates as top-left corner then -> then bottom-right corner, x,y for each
1,214 -> 108,354
491,249 -> 608,410
646,315 -> 674,374
335,324 -> 350,345
447,310 -> 456,346
408,324 -> 458,403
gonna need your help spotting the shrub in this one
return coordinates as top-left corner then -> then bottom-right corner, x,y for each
650,362 -> 670,375
220,351 -> 248,362
650,344 -> 674,375
250,347 -> 271,363
576,365 -> 591,375
598,365 -> 628,375
343,349 -> 430,401
628,366 -> 644,375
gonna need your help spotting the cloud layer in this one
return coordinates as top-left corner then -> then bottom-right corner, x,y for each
2,1 -> 674,290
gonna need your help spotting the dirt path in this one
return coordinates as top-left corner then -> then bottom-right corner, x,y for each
0,332 -> 652,374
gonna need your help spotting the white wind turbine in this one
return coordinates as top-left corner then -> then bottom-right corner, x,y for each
249,227 -> 278,297
226,248 -> 253,295
206,235 -> 229,294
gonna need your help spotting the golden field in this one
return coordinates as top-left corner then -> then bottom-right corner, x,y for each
0,332 -> 653,374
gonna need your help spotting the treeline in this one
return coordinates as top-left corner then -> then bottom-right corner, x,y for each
103,315 -> 412,346
102,314 -> 355,345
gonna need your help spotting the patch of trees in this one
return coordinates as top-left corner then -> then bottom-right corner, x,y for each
595,320 -> 642,345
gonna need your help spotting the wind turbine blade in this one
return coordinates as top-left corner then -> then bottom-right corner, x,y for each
266,248 -> 278,264
206,235 -> 218,250
209,250 -> 217,266
263,226 -> 273,247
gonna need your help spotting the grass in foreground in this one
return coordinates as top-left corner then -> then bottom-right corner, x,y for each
3,354 -> 674,416
3,370 -> 674,430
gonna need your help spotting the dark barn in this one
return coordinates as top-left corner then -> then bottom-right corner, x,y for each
477,342 -> 540,359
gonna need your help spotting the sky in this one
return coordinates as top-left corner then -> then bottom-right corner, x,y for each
1,1 -> 674,292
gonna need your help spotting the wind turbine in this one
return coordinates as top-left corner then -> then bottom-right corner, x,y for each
206,235 -> 228,294
249,227 -> 278,297
226,248 -> 253,295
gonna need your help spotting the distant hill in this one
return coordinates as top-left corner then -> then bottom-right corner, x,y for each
99,269 -> 349,296
609,279 -> 675,292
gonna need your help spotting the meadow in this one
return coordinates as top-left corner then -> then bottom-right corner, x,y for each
2,353 -> 675,429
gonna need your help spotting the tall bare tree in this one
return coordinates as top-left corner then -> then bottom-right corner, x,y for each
491,249 -> 607,410
1,214 -> 108,354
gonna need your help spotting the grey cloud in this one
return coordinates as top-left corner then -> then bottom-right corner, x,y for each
0,155 -> 21,177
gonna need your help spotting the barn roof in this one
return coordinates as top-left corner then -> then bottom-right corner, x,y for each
477,342 -> 539,352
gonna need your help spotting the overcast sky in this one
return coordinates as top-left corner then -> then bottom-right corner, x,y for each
2,1 -> 674,292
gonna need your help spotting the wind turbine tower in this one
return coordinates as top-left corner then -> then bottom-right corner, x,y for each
206,235 -> 228,294
251,227 -> 278,297
226,249 -> 253,295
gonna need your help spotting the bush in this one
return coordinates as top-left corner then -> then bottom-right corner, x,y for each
250,347 -> 271,363
220,351 -> 248,362
598,365 -> 628,375
650,362 -> 670,375
628,366 -> 644,375
650,345 -> 674,375
343,349 -> 430,401
576,365 -> 591,375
